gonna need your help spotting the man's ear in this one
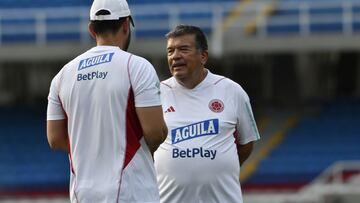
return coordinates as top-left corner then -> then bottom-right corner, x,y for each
201,50 -> 209,65
122,18 -> 130,34
88,23 -> 96,39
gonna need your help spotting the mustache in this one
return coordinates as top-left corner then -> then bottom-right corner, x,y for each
172,62 -> 186,67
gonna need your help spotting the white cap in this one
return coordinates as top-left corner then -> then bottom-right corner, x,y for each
90,0 -> 132,21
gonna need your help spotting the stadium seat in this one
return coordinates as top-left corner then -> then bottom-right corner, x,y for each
244,99 -> 360,191
260,0 -> 360,35
0,107 -> 68,193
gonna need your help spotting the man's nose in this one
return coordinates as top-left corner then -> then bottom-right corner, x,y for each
171,49 -> 181,59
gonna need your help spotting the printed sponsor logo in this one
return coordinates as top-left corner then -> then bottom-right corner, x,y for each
171,119 -> 219,144
172,147 -> 217,160
78,52 -> 114,71
77,71 -> 108,81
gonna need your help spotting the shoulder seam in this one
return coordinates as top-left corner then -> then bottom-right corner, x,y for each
161,81 -> 172,89
213,77 -> 227,85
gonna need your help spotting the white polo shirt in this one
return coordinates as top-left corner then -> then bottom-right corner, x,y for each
154,70 -> 260,203
47,46 -> 161,203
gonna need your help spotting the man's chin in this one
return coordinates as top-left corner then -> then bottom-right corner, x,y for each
172,71 -> 186,79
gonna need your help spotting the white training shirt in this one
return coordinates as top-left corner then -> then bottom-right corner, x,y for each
47,46 -> 161,203
154,70 -> 260,203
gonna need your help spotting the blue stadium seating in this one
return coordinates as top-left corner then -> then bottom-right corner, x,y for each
0,1 -> 236,43
0,0 -> 90,8
130,0 -> 235,4
0,107 -> 68,193
0,0 -> 235,8
264,0 -> 360,35
2,0 -> 360,42
244,99 -> 360,190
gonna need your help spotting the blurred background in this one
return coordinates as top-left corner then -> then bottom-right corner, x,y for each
0,0 -> 360,202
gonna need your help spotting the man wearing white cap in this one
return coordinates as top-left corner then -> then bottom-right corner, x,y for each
46,0 -> 167,202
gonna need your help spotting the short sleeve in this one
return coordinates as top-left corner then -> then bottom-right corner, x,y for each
235,87 -> 260,145
129,56 -> 161,107
47,72 -> 66,120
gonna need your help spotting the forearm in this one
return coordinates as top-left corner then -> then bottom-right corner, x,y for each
51,138 -> 69,153
47,120 -> 69,153
136,106 -> 168,154
144,126 -> 168,154
237,142 -> 254,166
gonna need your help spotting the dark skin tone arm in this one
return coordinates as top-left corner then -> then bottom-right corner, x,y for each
237,141 -> 254,166
47,119 -> 69,153
136,106 -> 168,154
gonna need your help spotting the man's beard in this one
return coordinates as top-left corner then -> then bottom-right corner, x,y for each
123,28 -> 131,51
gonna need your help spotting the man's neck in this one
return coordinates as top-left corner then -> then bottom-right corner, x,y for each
176,68 -> 208,89
96,35 -> 123,49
